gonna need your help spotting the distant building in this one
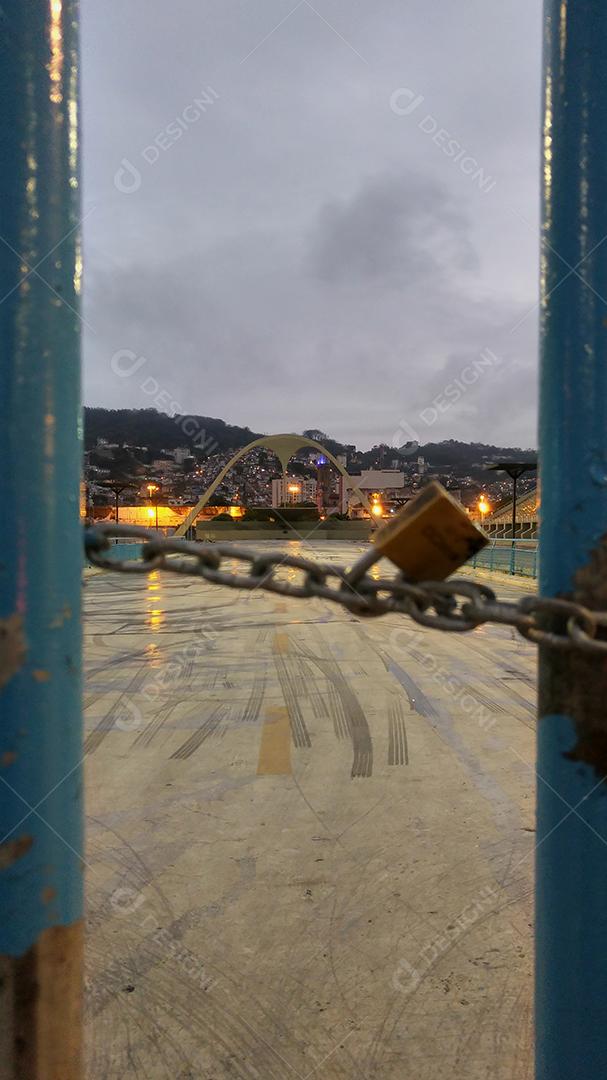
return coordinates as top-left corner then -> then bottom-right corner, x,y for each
346,469 -> 406,516
347,469 -> 405,493
271,477 -> 317,506
151,458 -> 177,472
173,446 -> 191,465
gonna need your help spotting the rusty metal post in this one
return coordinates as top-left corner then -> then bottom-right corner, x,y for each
0,2 -> 84,1076
537,1 -> 607,1076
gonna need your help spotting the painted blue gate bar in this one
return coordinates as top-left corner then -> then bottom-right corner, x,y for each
537,1 -> 607,1076
0,0 -> 83,960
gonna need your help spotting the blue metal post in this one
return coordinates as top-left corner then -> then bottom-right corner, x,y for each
537,2 -> 607,1076
0,2 -> 83,1075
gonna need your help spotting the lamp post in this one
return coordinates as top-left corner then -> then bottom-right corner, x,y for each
486,460 -> 537,557
146,483 -> 160,530
101,480 -> 131,524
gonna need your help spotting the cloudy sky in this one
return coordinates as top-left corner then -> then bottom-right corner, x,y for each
81,0 -> 542,450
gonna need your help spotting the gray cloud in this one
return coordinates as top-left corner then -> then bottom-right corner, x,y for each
308,173 -> 479,284
82,0 -> 543,449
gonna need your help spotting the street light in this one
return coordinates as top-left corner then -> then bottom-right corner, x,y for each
478,495 -> 490,526
486,460 -> 537,541
145,482 -> 160,530
100,480 -> 132,526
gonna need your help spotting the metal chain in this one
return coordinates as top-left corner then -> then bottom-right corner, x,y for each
84,524 -> 607,655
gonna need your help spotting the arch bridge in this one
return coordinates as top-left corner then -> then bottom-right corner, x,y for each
174,433 -> 372,537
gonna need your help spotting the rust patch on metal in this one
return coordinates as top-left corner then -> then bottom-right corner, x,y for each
49,603 -> 72,629
0,613 -> 27,689
6,920 -> 83,1078
0,835 -> 33,869
32,669 -> 51,683
541,533 -> 607,777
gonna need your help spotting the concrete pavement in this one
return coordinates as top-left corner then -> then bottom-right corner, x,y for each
83,541 -> 535,1079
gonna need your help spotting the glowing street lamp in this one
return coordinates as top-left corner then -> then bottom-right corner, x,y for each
478,495 -> 490,525
146,482 -> 160,530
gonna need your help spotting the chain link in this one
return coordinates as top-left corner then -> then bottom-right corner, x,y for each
84,524 -> 607,655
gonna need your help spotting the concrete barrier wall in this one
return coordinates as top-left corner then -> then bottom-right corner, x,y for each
195,523 -> 373,542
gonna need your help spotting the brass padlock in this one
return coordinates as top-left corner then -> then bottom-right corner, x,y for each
372,481 -> 487,581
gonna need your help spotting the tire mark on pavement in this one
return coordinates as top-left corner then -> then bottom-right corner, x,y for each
293,643 -> 373,778
328,683 -> 350,741
132,700 -> 180,748
385,655 -> 519,823
84,665 -> 150,754
388,698 -> 409,765
241,674 -> 266,724
170,704 -> 230,760
273,634 -> 312,749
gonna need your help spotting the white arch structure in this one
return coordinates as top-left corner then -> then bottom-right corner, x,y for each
174,433 -> 372,537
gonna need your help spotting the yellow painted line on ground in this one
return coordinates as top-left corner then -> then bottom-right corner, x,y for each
257,630 -> 293,773
257,706 -> 292,775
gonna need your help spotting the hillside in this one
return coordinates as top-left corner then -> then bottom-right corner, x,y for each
84,408 -> 262,455
84,408 -> 536,474
83,410 -> 353,458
